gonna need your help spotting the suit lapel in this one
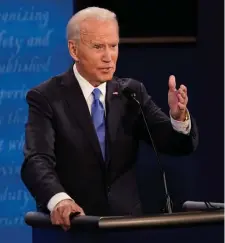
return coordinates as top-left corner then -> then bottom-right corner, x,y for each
60,67 -> 104,165
106,78 -> 124,154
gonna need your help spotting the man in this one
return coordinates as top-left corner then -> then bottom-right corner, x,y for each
21,7 -> 198,231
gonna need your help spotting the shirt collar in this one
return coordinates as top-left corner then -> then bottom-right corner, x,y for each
73,63 -> 106,100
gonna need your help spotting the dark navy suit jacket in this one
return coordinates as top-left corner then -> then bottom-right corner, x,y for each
21,67 -> 198,216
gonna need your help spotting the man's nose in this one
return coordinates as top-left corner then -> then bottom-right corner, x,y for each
102,48 -> 112,62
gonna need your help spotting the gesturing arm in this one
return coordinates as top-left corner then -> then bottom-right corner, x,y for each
137,81 -> 198,155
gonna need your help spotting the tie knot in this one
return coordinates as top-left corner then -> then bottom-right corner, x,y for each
92,88 -> 101,100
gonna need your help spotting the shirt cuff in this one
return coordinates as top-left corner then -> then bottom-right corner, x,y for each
47,192 -> 73,212
170,111 -> 191,135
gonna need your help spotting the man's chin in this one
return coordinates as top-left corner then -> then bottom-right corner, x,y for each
98,73 -> 114,82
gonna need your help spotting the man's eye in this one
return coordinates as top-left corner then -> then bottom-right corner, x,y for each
94,45 -> 101,49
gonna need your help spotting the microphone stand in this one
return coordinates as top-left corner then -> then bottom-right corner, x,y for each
130,93 -> 173,214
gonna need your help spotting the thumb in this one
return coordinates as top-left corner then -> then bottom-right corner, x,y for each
168,75 -> 176,92
79,208 -> 85,216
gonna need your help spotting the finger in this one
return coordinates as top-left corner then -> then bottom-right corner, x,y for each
61,207 -> 73,227
177,94 -> 185,104
78,208 -> 85,216
178,102 -> 186,110
178,89 -> 186,99
50,211 -> 60,225
178,92 -> 188,105
180,85 -> 187,93
168,75 -> 176,91
56,206 -> 68,226
71,203 -> 85,216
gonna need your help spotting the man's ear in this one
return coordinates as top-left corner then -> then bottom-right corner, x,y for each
68,40 -> 79,62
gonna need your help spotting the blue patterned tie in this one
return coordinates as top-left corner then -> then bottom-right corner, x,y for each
91,88 -> 105,160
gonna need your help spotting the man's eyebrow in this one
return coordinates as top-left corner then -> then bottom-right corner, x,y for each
90,41 -> 105,46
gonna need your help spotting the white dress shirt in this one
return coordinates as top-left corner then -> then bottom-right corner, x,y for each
47,63 -> 192,212
73,64 -> 107,113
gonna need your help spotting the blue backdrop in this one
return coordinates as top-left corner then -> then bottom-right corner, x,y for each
0,1 -> 73,242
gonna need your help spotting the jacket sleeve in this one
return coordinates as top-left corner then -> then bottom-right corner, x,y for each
21,89 -> 66,207
136,82 -> 199,155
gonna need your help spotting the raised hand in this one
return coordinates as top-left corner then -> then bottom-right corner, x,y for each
168,75 -> 188,121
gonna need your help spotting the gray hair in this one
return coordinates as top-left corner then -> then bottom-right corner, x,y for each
66,7 -> 118,40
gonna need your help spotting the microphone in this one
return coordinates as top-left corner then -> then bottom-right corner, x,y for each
182,201 -> 224,211
122,87 -> 173,214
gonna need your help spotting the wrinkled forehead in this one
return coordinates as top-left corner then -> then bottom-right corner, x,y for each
80,18 -> 119,43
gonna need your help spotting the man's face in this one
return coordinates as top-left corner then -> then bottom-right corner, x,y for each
69,18 -> 119,85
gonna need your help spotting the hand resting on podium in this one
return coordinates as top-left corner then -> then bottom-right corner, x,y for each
50,199 -> 85,231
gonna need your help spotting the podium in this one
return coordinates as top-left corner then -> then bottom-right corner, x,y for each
25,209 -> 224,243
